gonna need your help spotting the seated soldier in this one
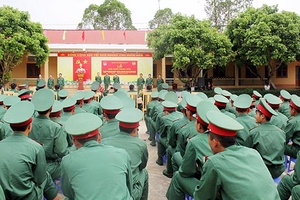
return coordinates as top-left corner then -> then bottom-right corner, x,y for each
193,110 -> 280,200
10,83 -> 18,92
61,113 -> 133,199
129,84 -> 136,92
0,101 -> 58,200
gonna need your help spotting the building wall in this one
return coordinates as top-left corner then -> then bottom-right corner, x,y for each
49,57 -> 58,79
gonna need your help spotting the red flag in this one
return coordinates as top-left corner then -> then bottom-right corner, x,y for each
73,56 -> 91,81
123,30 -> 126,41
82,31 -> 85,41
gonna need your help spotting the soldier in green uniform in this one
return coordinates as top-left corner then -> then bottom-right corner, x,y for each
137,73 -> 145,97
0,185 -> 5,200
99,95 -> 123,138
213,86 -> 222,95
0,94 -> 7,119
146,74 -> 153,91
18,89 -> 33,101
279,89 -> 291,118
245,98 -> 285,178
156,74 -> 164,92
252,90 -> 262,107
113,72 -> 120,83
102,108 -> 148,200
278,151 -> 300,200
57,73 -> 65,89
72,91 -> 86,114
9,83 -> 18,92
95,72 -> 102,84
104,72 -> 111,91
156,100 -> 183,167
58,89 -> 68,102
193,110 -> 280,200
30,89 -> 69,179
166,101 -> 218,199
36,74 -> 43,88
0,101 -> 58,200
61,113 -> 133,200
48,74 -> 55,89
50,100 -> 63,123
2,96 -> 20,139
36,79 -> 46,91
265,93 -> 288,130
214,94 -> 236,118
228,94 -> 238,117
234,94 -> 257,146
284,95 -> 300,158
82,91 -> 99,115
145,92 -> 159,136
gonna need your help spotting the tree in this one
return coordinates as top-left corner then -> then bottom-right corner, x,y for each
205,0 -> 253,30
0,6 -> 49,84
78,0 -> 135,30
148,14 -> 233,86
226,5 -> 300,86
148,8 -> 173,29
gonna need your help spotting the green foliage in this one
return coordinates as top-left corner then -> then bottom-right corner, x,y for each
148,14 -> 233,86
78,0 -> 135,30
0,6 -> 49,84
226,5 -> 300,85
205,0 -> 253,30
148,8 -> 173,29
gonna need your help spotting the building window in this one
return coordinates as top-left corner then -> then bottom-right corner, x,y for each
27,63 -> 40,78
213,66 -> 225,78
166,65 -> 173,78
276,63 -> 288,78
245,65 -> 257,78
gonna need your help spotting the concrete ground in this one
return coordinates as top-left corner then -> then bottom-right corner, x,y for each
57,120 -> 171,200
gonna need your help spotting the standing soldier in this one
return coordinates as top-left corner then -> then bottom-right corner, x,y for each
48,74 -> 55,89
57,73 -> 65,90
104,72 -> 111,91
36,74 -> 43,89
95,72 -> 102,85
146,74 -> 153,91
61,113 -> 133,200
156,74 -> 164,92
137,73 -> 145,97
113,72 -> 120,83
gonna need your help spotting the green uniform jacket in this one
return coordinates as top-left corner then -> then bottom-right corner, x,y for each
74,105 -> 86,114
137,78 -> 145,88
145,78 -> 153,86
0,185 -> 5,200
57,77 -> 65,89
168,116 -> 190,148
0,121 -> 13,141
95,76 -> 102,84
271,111 -> 288,130
179,133 -> 213,178
220,109 -> 236,119
235,114 -> 257,146
194,145 -> 280,200
156,78 -> 164,92
90,100 -> 103,119
113,76 -> 120,83
36,78 -> 42,86
0,133 -> 57,199
161,112 -> 183,139
82,103 -> 98,115
61,140 -> 133,200
104,76 -> 110,85
285,114 -> 300,143
279,101 -> 291,119
47,78 -> 54,89
176,119 -> 197,157
0,106 -> 6,119
245,122 -> 285,178
99,118 -> 120,139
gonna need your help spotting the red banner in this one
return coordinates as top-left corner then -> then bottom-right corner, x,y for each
73,56 -> 91,81
58,52 -> 152,57
102,60 -> 138,75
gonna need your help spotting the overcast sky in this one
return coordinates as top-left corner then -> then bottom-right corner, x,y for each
1,0 -> 300,29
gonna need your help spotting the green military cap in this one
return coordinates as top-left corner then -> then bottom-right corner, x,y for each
206,97 -> 215,104
18,84 -> 27,90
214,94 -> 229,107
58,89 -> 68,98
196,101 -> 219,126
252,90 -> 262,99
114,90 -> 129,100
264,94 -> 281,110
162,100 -> 178,112
122,97 -> 135,109
165,91 -> 178,104
118,88 -> 130,97
3,96 -> 21,107
256,98 -> 277,117
186,94 -> 202,112
197,92 -> 208,100
91,81 -> 100,91
100,96 -> 123,114
230,94 -> 238,102
65,113 -> 102,139
37,79 -> 46,88
179,93 -> 191,108
3,101 -> 34,126
51,100 -> 63,114
18,89 -> 33,100
181,91 -> 190,99
151,91 -> 159,98
116,108 -> 143,129
290,95 -> 300,111
31,89 -> 54,112
113,83 -> 121,89
206,110 -> 244,136
162,83 -> 169,89
221,90 -> 232,98
214,87 -> 222,95
234,94 -> 252,109
72,91 -> 85,102
84,91 -> 95,101
0,94 -> 7,104
158,90 -> 168,100
280,90 -> 291,100
62,97 -> 76,111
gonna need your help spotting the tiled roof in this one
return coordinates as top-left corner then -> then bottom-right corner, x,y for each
44,30 -> 150,45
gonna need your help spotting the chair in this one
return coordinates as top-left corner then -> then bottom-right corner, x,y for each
273,176 -> 281,185
287,156 -> 297,172
185,194 -> 194,200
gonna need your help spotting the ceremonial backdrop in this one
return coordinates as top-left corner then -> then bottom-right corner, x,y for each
58,52 -> 153,82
